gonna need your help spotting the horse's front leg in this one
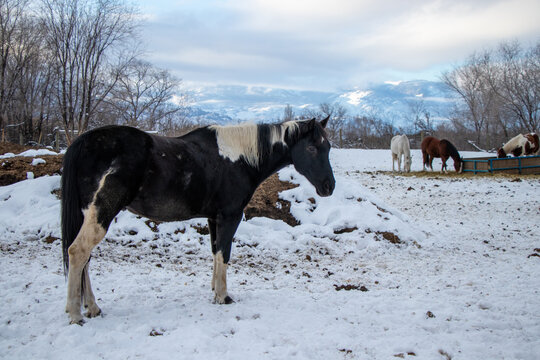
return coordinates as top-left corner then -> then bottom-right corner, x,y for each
208,218 -> 217,291
441,156 -> 448,173
211,214 -> 242,304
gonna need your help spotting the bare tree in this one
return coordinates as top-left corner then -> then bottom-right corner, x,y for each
0,0 -> 30,135
106,59 -> 187,131
318,102 -> 347,147
407,98 -> 433,134
441,51 -> 500,147
282,103 -> 294,121
489,40 -> 540,132
10,15 -> 52,142
42,0 -> 138,144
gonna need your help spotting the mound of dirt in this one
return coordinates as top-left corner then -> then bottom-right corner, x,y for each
0,155 -> 63,186
244,174 -> 299,226
0,142 -> 298,225
0,142 -> 43,155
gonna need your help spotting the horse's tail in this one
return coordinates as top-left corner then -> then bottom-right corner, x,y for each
61,138 -> 85,277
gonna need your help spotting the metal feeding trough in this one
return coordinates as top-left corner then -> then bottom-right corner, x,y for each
462,155 -> 540,175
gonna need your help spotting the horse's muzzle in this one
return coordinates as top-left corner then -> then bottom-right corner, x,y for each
317,178 -> 335,197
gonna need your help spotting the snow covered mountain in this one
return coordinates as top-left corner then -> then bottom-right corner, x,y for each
186,80 -> 456,128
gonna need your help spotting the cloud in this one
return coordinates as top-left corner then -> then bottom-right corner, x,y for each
139,0 -> 540,90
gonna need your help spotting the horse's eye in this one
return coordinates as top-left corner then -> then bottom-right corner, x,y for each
307,145 -> 317,154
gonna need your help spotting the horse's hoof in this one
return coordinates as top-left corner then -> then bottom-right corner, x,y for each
214,295 -> 235,304
69,318 -> 85,326
84,306 -> 102,318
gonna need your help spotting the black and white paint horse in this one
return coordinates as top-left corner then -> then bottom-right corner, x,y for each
61,117 -> 335,324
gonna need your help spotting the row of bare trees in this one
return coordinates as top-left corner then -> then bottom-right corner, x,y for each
1,0 -> 189,146
441,40 -> 539,150
282,102 -> 398,149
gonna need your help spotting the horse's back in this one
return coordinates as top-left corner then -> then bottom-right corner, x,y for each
391,134 -> 409,154
421,136 -> 438,153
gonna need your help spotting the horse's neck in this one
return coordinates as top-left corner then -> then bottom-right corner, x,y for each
255,147 -> 292,182
402,145 -> 410,157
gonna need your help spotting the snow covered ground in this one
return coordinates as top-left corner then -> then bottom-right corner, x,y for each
1,148 -> 539,360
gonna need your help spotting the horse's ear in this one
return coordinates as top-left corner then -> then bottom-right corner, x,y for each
300,118 -> 316,133
320,116 -> 330,129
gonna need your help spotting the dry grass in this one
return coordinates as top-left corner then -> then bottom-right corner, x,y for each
370,170 -> 540,180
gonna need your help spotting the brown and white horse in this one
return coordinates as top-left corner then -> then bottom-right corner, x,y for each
421,136 -> 463,173
497,133 -> 539,158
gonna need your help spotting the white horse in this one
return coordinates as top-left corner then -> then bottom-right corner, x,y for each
391,134 -> 412,172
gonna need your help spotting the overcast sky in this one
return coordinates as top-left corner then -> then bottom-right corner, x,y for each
138,0 -> 540,91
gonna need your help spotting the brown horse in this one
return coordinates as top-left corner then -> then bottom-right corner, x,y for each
421,136 -> 463,173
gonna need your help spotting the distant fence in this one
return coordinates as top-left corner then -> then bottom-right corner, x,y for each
462,155 -> 540,175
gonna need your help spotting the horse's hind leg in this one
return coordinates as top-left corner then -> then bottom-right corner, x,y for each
66,170 -> 136,324
82,263 -> 101,318
392,153 -> 397,172
65,204 -> 107,324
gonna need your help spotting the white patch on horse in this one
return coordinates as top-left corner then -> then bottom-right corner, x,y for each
268,121 -> 298,147
282,121 -> 299,142
65,168 -> 113,324
213,251 -> 229,304
502,134 -> 528,156
210,123 -> 259,167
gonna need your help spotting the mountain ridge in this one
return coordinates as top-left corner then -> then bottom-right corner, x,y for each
186,80 -> 455,128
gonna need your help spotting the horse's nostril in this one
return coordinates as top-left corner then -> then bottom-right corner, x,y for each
324,181 -> 330,192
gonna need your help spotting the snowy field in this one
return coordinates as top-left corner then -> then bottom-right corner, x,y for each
1,148 -> 539,359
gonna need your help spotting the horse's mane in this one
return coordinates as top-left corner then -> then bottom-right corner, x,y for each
442,139 -> 460,160
209,120 -> 302,168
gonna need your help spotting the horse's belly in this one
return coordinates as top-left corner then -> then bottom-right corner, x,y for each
126,195 -> 200,222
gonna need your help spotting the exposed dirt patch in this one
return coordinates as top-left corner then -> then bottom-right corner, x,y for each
0,142 -> 43,155
334,227 -> 358,234
365,229 -> 403,244
333,284 -> 368,291
0,155 -> 63,186
244,173 -> 299,226
377,231 -> 402,244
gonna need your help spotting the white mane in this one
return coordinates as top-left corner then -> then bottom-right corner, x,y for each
210,121 -> 300,168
